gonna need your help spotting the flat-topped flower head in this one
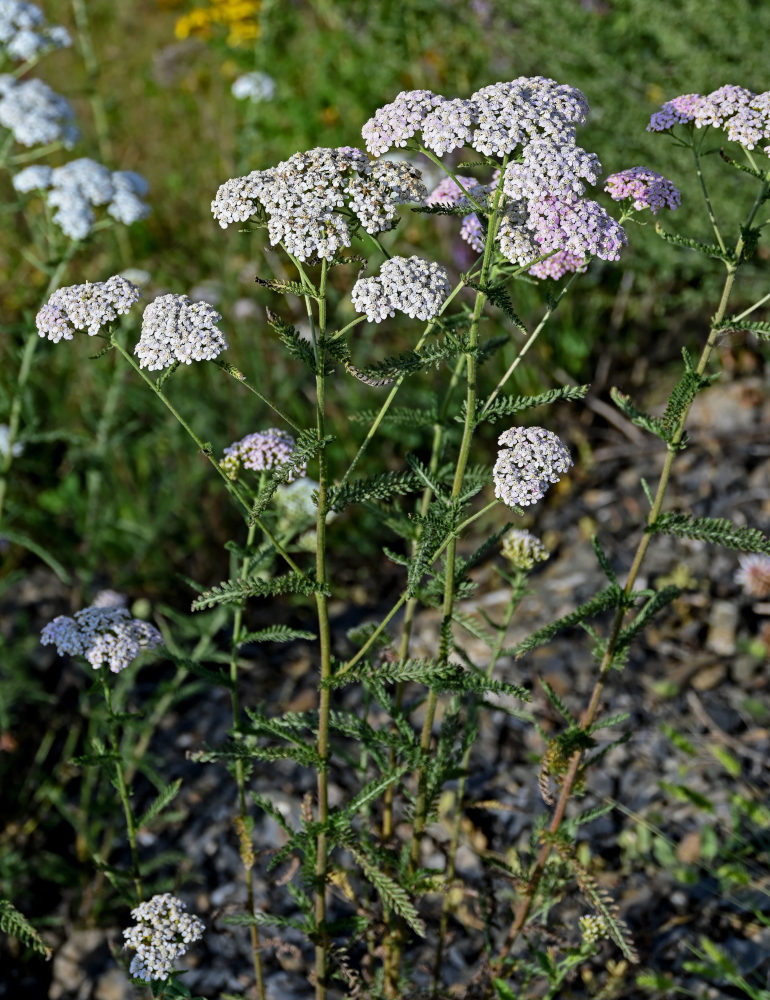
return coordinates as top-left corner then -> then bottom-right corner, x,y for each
36,276 -> 141,342
647,93 -> 702,132
351,255 -> 450,323
0,1 -> 71,62
123,894 -> 204,983
493,426 -> 572,508
421,97 -> 477,156
528,194 -> 627,261
0,76 -> 77,147
135,293 -> 227,370
693,84 -> 753,129
735,553 -> 770,599
41,604 -> 162,673
14,157 -> 150,239
503,137 -> 601,202
361,88 -> 443,156
212,147 -> 425,261
221,428 -> 304,481
605,167 -> 681,214
501,528 -> 549,570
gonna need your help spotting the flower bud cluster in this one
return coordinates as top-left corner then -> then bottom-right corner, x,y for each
604,166 -> 681,214
13,158 -> 150,240
493,426 -> 572,508
0,0 -> 71,61
41,604 -> 162,673
221,428 -> 304,481
0,74 -> 77,147
648,85 -> 770,153
123,894 -> 204,983
501,528 -> 549,570
212,147 -> 426,261
135,294 -> 227,370
36,276 -> 141,341
351,255 -> 450,323
579,913 -> 608,945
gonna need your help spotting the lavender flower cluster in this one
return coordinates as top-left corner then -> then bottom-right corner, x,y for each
648,84 -> 770,153
364,78 -> 636,278
13,158 -> 150,240
0,0 -> 70,61
36,276 -> 141,341
41,604 -> 162,674
493,426 -> 573,508
351,255 -> 450,322
426,175 -> 488,253
604,166 -> 681,213
123,894 -> 204,983
211,146 -> 426,261
221,428 -> 305,481
0,74 -> 77,147
135,294 -> 227,370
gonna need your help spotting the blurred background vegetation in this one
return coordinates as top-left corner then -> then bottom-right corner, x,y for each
2,0 -> 770,593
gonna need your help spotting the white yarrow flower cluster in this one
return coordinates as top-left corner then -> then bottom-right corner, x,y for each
41,604 -> 162,673
36,276 -> 141,342
212,147 -> 426,261
0,0 -> 71,61
135,294 -> 227,370
13,158 -> 150,240
123,894 -> 204,983
0,75 -> 77,147
231,70 -> 276,103
493,426 -> 572,508
501,528 -> 549,570
351,255 -> 449,323
221,428 -> 304,481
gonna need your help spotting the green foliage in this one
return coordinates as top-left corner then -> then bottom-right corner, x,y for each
137,778 -> 183,830
717,316 -> 770,340
326,469 -> 423,513
345,336 -> 461,386
191,571 -> 330,611
348,406 -> 438,427
0,899 -> 50,958
266,308 -> 319,373
475,384 -> 590,425
513,585 -> 625,657
654,222 -> 737,264
648,513 -> 770,552
238,625 -> 316,644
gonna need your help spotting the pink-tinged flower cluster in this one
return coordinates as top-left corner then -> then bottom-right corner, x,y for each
527,195 -> 627,262
529,250 -> 587,280
221,428 -> 304,481
41,605 -> 162,673
648,85 -> 770,154
604,167 -> 681,214
493,426 -> 573,508
735,553 -> 770,599
425,175 -> 480,207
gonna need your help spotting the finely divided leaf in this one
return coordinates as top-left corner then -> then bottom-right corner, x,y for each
192,571 -> 329,611
648,512 -> 770,553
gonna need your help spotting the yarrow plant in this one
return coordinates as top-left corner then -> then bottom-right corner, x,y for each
41,604 -> 162,674
0,0 -> 71,63
27,69 -> 770,1000
122,893 -> 204,983
35,276 -> 141,341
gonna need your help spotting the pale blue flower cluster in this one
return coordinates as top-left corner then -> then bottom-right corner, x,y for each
41,603 -> 162,673
0,74 -> 77,146
13,158 -> 150,239
0,0 -> 71,62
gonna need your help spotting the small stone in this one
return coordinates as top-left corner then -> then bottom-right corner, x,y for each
705,599 -> 738,655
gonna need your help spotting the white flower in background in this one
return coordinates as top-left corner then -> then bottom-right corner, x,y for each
231,70 -> 276,103
0,1 -> 71,62
0,424 -> 23,459
0,76 -> 77,147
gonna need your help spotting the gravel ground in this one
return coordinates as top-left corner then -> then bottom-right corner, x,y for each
2,373 -> 769,1000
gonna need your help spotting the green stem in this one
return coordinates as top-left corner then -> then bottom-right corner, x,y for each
313,259 -> 332,1000
99,670 -> 143,902
692,144 -> 726,255
109,335 -> 305,575
492,179 -> 768,972
230,520 -> 266,1000
416,145 -> 487,214
0,246 -> 79,530
216,360 -> 303,432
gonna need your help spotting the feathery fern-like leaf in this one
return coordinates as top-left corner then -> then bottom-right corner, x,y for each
327,470 -> 423,513
475,384 -> 589,425
348,406 -> 438,427
654,222 -> 737,264
192,571 -> 329,611
647,512 -> 770,553
0,899 -> 50,958
266,308 -> 318,372
137,779 -> 182,830
513,585 -> 625,656
239,625 -> 316,645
